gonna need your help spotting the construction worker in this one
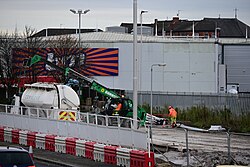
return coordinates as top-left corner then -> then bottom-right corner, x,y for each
113,100 -> 122,115
168,105 -> 177,128
115,101 -> 122,111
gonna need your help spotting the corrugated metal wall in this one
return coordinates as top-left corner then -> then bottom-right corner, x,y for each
224,44 -> 250,92
126,91 -> 250,114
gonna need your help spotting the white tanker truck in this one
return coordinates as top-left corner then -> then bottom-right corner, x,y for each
11,82 -> 80,120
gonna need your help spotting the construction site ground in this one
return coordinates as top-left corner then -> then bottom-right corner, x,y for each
152,125 -> 250,167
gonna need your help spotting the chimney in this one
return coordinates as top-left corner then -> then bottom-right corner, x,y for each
172,16 -> 180,23
155,19 -> 158,36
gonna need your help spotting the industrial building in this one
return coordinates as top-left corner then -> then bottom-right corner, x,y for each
78,32 -> 250,93
20,17 -> 250,93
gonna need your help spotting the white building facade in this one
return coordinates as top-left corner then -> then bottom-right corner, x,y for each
80,32 -> 224,93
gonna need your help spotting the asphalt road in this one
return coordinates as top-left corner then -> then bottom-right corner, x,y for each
0,141 -> 117,167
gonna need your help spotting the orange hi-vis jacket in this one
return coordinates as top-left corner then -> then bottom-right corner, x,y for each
115,103 -> 122,111
169,108 -> 177,118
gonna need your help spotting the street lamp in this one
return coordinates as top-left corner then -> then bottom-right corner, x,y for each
140,10 -> 148,37
150,63 -> 166,153
139,10 -> 148,105
132,0 -> 138,130
70,9 -> 90,47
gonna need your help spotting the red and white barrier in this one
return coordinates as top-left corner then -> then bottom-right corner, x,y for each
117,147 -> 132,167
76,139 -> 86,157
104,145 -> 119,165
55,136 -> 67,153
4,127 -> 13,143
94,143 -> 105,162
1,126 -> 155,167
27,131 -> 37,148
130,150 -> 155,167
45,135 -> 56,152
66,137 -> 77,156
0,126 -> 5,142
85,141 -> 96,160
19,130 -> 28,146
36,133 -> 46,149
12,129 -> 20,144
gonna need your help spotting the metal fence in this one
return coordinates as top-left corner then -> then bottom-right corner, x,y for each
178,125 -> 250,166
126,91 -> 250,114
152,125 -> 250,166
0,104 -> 148,149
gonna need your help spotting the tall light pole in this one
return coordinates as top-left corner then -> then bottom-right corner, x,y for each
70,9 -> 90,47
139,10 -> 148,105
133,0 -> 138,129
150,63 -> 166,149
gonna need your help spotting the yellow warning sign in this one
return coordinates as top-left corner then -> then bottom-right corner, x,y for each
59,111 -> 76,121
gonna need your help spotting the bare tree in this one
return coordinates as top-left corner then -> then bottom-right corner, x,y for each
23,26 -> 47,48
0,30 -> 24,99
0,26 -> 88,100
45,34 -> 78,48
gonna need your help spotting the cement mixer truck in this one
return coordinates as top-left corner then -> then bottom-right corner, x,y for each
11,82 -> 80,120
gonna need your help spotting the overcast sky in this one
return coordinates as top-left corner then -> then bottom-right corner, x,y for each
1,0 -> 250,33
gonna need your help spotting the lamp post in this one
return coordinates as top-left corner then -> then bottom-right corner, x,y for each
139,10 -> 148,105
150,63 -> 166,152
140,10 -> 148,39
133,0 -> 138,129
70,9 -> 90,47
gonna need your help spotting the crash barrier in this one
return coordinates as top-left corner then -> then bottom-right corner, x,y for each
55,136 -> 67,153
27,131 -> 37,148
12,129 -> 20,144
66,137 -> 77,155
94,143 -> 105,162
117,147 -> 131,167
36,133 -> 46,149
104,145 -> 119,165
0,104 -> 147,150
85,141 -> 96,160
0,126 -> 155,167
0,126 -> 4,141
19,130 -> 28,146
76,139 -> 86,157
45,135 -> 56,152
130,150 -> 155,167
4,127 -> 12,143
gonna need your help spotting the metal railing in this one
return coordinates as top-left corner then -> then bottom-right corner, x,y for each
178,125 -> 250,166
0,104 -> 148,149
0,104 -> 138,129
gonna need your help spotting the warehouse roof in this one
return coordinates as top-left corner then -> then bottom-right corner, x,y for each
30,28 -> 103,38
41,31 -> 250,44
